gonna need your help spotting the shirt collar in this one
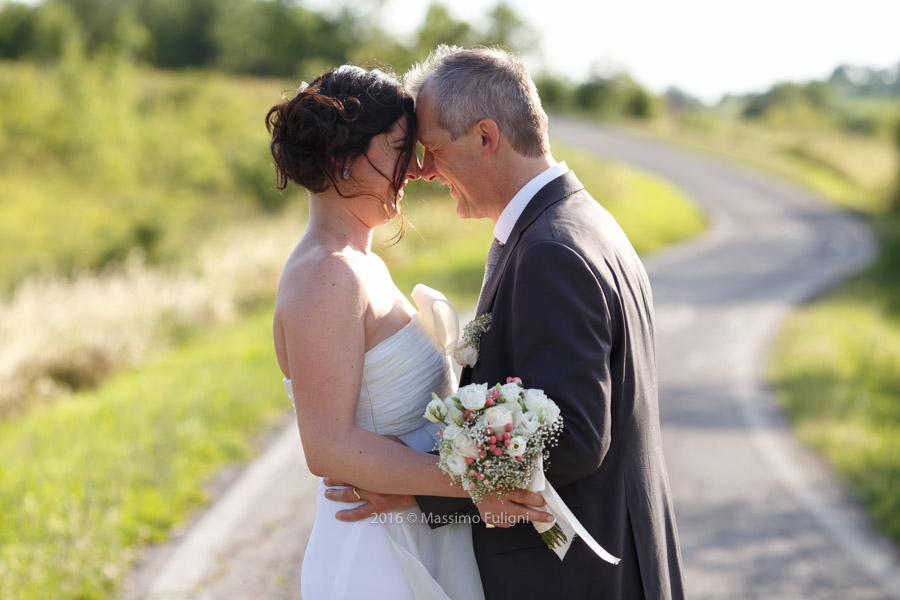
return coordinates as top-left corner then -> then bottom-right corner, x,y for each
493,161 -> 569,244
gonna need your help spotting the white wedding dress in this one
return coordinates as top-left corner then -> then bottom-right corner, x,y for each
284,285 -> 484,600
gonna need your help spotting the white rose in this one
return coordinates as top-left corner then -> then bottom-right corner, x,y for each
457,383 -> 488,411
453,433 -> 480,458
482,405 -> 514,431
506,436 -> 527,457
499,382 -> 522,403
453,344 -> 479,368
444,451 -> 469,476
544,398 -> 562,425
513,411 -> 540,434
523,389 -> 550,420
423,395 -> 448,423
441,423 -> 464,443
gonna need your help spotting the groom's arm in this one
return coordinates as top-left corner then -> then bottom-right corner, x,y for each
508,241 -> 614,489
414,494 -> 479,529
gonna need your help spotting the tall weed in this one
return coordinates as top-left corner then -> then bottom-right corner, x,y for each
0,209 -> 304,416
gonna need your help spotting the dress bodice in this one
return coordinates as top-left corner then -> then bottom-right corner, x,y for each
283,285 -> 458,453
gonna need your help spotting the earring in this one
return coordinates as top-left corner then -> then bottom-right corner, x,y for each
342,163 -> 350,180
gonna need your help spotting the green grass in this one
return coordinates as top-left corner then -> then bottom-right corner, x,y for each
630,112 -> 900,544
769,216 -> 900,542
0,308 -> 287,599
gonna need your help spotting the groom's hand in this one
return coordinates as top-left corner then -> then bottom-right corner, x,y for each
322,478 -> 416,521
477,490 -> 553,528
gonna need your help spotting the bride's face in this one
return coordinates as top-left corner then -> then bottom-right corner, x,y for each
351,117 -> 420,223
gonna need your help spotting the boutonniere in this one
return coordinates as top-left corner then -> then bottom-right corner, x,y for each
453,313 -> 492,368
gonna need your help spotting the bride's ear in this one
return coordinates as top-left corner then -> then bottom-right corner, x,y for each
475,119 -> 500,159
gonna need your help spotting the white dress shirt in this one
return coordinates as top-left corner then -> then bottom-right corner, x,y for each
493,161 -> 570,244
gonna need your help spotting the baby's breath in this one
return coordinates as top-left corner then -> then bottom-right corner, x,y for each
461,313 -> 492,352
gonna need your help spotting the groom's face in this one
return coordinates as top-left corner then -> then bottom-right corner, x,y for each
415,84 -> 485,219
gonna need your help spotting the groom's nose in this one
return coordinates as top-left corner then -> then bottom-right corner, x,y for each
420,148 -> 438,182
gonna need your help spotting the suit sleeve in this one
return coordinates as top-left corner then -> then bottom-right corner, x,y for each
509,241 -> 614,488
414,494 -> 479,529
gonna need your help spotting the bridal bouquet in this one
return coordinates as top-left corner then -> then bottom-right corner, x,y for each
424,377 -> 568,549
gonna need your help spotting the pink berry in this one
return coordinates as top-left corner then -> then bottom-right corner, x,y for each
489,436 -> 497,444
477,473 -> 485,480
485,428 -> 494,436
504,432 -> 511,439
469,482 -> 476,489
504,439 -> 511,447
479,451 -> 487,458
515,456 -> 523,461
505,423 -> 513,432
469,470 -> 476,477
465,457 -> 474,465
491,390 -> 500,399
485,398 -> 494,407
494,448 -> 503,456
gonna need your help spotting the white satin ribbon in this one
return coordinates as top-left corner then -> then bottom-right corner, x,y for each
529,456 -> 621,564
411,284 -> 460,355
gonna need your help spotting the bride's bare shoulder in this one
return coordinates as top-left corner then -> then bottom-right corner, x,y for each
275,245 -> 367,326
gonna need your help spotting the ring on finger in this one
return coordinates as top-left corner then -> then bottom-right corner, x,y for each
485,522 -> 495,529
352,487 -> 361,501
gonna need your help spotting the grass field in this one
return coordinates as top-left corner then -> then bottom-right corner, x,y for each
0,309 -> 286,599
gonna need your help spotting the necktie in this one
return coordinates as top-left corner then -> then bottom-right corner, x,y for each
479,238 -> 503,305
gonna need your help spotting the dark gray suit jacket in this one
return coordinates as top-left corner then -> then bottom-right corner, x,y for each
417,171 -> 685,598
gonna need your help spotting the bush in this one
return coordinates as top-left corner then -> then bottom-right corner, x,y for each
0,59 -> 285,289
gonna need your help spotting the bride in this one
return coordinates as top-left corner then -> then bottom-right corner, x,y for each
267,65 -> 483,599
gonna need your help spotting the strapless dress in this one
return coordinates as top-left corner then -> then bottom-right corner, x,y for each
284,285 -> 484,600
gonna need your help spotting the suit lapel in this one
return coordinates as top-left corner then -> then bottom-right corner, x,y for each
475,171 -> 585,315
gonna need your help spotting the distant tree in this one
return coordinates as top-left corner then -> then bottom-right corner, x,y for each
893,119 -> 900,214
625,85 -> 655,119
573,77 -> 614,115
572,71 -> 657,120
534,73 -> 571,112
134,0 -> 220,68
0,2 -> 37,59
483,1 -> 539,55
664,86 -> 704,113
413,3 -> 473,57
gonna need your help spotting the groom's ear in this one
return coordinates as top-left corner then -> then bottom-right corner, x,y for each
474,118 -> 500,159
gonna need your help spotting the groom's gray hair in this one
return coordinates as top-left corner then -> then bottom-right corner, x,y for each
405,45 -> 549,158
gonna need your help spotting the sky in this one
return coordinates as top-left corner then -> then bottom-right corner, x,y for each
348,0 -> 900,103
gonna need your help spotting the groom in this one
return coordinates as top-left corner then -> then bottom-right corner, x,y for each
330,45 -> 685,598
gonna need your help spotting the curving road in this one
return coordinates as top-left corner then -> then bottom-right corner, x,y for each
128,119 -> 900,599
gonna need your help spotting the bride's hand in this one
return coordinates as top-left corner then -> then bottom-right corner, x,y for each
323,478 -> 415,521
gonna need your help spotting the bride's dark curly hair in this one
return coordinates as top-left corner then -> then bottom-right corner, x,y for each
266,65 -> 417,209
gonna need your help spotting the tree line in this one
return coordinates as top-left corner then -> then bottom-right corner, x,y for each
0,0 -> 664,119
0,0 -> 538,78
0,0 -> 896,137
